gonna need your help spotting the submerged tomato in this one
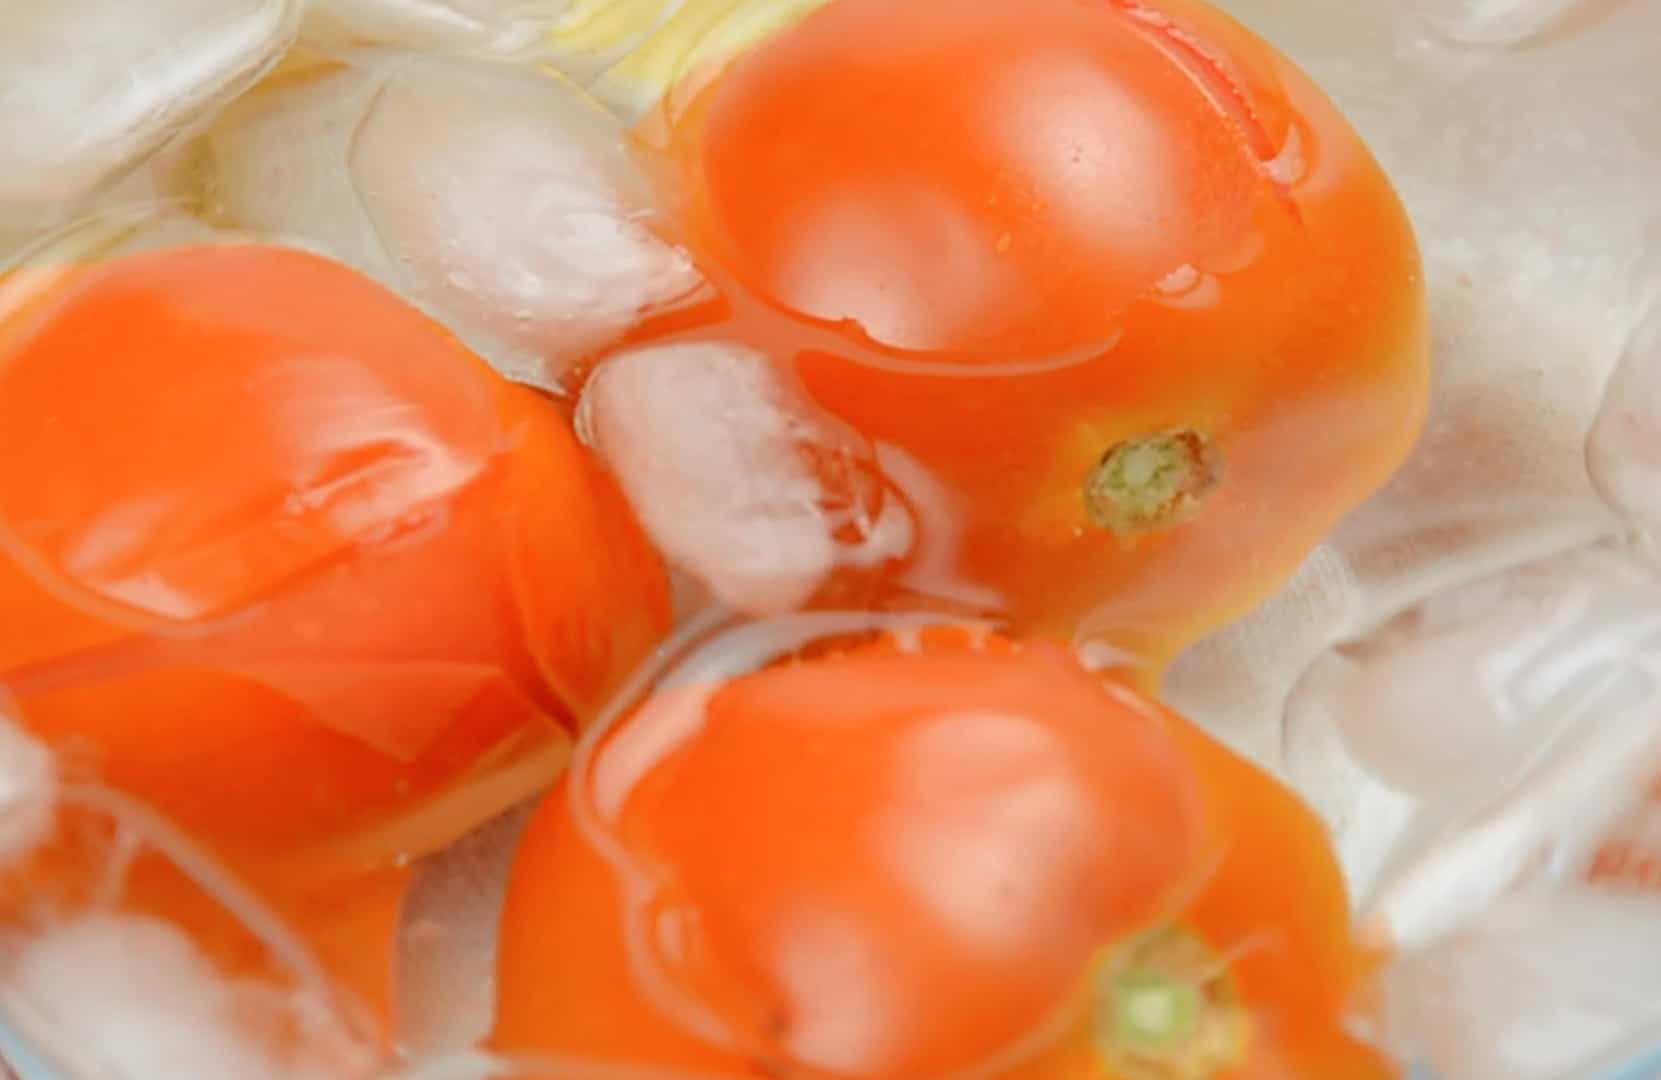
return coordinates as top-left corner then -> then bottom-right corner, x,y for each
643,0 -> 1429,666
492,628 -> 1391,1078
0,244 -> 671,866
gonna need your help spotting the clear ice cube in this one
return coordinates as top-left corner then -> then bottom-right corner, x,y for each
0,0 -> 301,230
575,342 -> 908,617
1280,543 -> 1661,946
1589,296 -> 1661,544
1381,889 -> 1661,1080
203,53 -> 700,390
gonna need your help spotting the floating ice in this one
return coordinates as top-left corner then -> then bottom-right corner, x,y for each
1380,889 -> 1661,1080
0,0 -> 301,229
0,712 -> 53,871
1280,544 -> 1661,946
1401,0 -> 1622,47
2,914 -> 372,1080
1588,297 -> 1661,543
576,343 -> 909,617
204,53 -> 700,389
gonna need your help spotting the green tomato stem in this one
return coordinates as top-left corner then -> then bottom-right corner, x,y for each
1083,429 -> 1223,537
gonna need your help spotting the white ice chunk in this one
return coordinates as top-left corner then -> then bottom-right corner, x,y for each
1380,890 -> 1661,1080
394,807 -> 534,1055
0,0 -> 301,228
1589,296 -> 1661,543
1402,0 -> 1607,46
205,54 -> 700,389
0,711 -> 53,870
1280,544 -> 1661,944
576,343 -> 908,616
2,915 -> 374,1080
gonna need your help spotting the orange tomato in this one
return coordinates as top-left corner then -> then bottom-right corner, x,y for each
491,628 -> 1391,1078
638,0 -> 1429,668
0,243 -> 670,870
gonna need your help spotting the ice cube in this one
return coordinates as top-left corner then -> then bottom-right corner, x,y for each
575,342 -> 909,616
394,807 -> 534,1055
1380,889 -> 1661,1080
0,0 -> 301,229
3,914 -> 373,1080
203,53 -> 700,390
0,710 -> 53,870
1279,544 -> 1661,942
1401,0 -> 1611,46
1589,296 -> 1661,542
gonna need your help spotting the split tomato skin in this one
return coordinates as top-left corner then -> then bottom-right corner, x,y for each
491,629 -> 1392,1079
654,0 -> 1430,666
0,244 -> 671,863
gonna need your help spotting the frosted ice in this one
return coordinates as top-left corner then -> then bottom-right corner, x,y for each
394,807 -> 534,1055
1400,0 -> 1613,46
2,915 -> 373,1080
204,53 -> 700,389
1589,297 -> 1661,543
0,0 -> 301,229
576,343 -> 907,617
0,712 -> 53,870
1381,890 -> 1661,1080
1280,544 -> 1661,945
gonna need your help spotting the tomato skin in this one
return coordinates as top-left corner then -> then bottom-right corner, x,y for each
0,245 -> 671,864
652,0 -> 1430,666
491,629 -> 1391,1078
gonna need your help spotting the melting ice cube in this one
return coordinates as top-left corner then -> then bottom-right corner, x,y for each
1400,0 -> 1618,46
1281,543 -> 1661,945
0,0 -> 301,228
0,711 -> 53,870
576,342 -> 909,617
1380,889 -> 1661,1080
1589,297 -> 1661,543
204,53 -> 700,390
3,915 -> 373,1080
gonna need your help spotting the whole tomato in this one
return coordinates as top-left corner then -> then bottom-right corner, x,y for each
632,0 -> 1429,668
0,244 -> 671,872
491,625 -> 1392,1078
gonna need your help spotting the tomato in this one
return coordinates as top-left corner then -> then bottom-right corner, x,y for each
491,627 -> 1391,1078
637,0 -> 1429,668
0,244 -> 671,869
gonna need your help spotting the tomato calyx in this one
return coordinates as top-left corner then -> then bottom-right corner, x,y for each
1083,430 -> 1223,538
1092,925 -> 1248,1079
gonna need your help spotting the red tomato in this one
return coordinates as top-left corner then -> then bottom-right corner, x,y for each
0,244 -> 671,867
637,0 -> 1429,668
491,627 -> 1392,1078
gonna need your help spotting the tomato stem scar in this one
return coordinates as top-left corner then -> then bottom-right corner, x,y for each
1083,429 -> 1223,537
1091,926 -> 1249,1079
